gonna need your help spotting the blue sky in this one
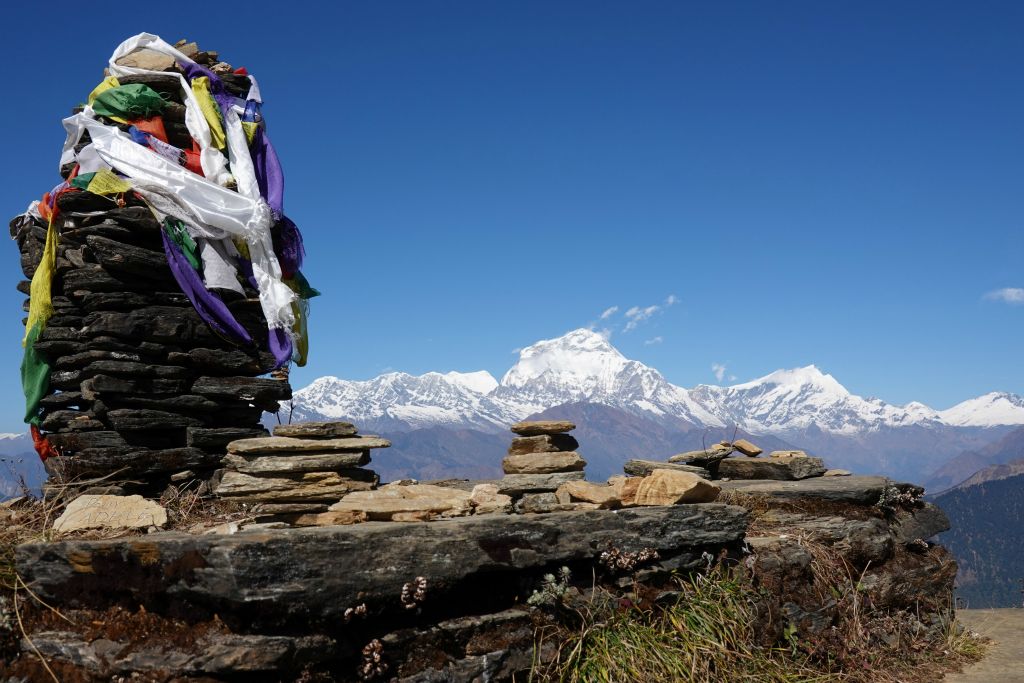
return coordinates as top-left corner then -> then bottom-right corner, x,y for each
0,2 -> 1022,433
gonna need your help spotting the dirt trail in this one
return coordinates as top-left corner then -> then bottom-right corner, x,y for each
946,608 -> 1024,682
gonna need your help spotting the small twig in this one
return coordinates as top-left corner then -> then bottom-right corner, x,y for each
13,582 -> 61,683
16,574 -> 72,624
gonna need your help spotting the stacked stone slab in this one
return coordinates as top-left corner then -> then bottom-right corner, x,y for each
498,421 -> 586,497
213,421 -> 389,516
10,43 -> 293,493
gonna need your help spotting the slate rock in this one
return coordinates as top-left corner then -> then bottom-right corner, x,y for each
85,235 -> 173,280
106,409 -> 203,431
515,492 -> 575,514
81,374 -> 188,399
192,376 -> 292,411
507,434 -> 579,455
167,347 -> 276,374
214,469 -> 379,502
667,444 -> 734,467
510,420 -> 576,436
891,503 -> 951,544
719,475 -> 894,504
631,470 -> 720,505
273,421 -> 358,438
223,451 -> 370,474
756,511 -> 894,566
186,426 -> 269,449
502,451 -> 586,474
718,456 -> 827,481
623,459 -> 710,479
329,484 -> 474,521
227,435 -> 389,455
497,471 -> 585,495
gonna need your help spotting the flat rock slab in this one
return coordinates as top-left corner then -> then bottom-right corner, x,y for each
631,469 -> 720,505
214,469 -> 378,502
719,475 -> 893,504
507,434 -> 579,455
53,495 -> 166,533
718,456 -> 826,481
272,421 -> 357,438
623,459 -> 710,478
223,451 -> 370,474
731,439 -> 763,457
502,451 -> 586,474
667,445 -> 733,467
498,471 -> 585,495
329,484 -> 474,521
227,435 -> 390,455
510,420 -> 575,436
16,504 -> 748,628
892,503 -> 950,544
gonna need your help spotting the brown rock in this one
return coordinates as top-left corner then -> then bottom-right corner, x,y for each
631,470 -> 720,506
329,484 -> 473,521
732,439 -> 763,457
516,493 -> 576,514
667,444 -> 734,466
53,495 -> 166,533
290,510 -> 369,527
824,469 -> 852,477
507,434 -> 579,455
718,457 -> 826,481
555,481 -> 620,508
214,469 -> 378,502
115,47 -> 176,71
223,451 -> 370,474
608,476 -> 644,507
470,484 -> 513,515
502,451 -> 586,474
510,420 -> 576,436
497,471 -> 585,495
769,450 -> 810,458
622,459 -> 710,478
227,435 -> 390,455
272,422 -> 358,438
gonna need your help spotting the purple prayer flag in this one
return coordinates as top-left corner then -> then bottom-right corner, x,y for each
268,327 -> 293,369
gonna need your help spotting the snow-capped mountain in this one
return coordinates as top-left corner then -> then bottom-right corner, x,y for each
289,328 -> 1024,435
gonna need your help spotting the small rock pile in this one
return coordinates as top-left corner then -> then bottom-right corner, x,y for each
637,438 -> 836,482
497,421 -> 586,508
213,421 -> 389,519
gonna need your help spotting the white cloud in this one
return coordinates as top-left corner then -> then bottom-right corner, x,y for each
644,336 -> 663,346
665,294 -> 679,306
624,304 -> 661,332
984,288 -> 1024,305
600,306 -> 619,320
712,363 -> 727,382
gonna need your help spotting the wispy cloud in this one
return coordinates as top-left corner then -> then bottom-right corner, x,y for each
600,306 -> 619,320
644,336 -> 663,346
711,363 -> 727,382
665,294 -> 679,306
984,288 -> 1024,305
624,304 -> 661,332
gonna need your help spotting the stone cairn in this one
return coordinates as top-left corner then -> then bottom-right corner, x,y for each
10,38 -> 305,495
212,420 -> 390,521
497,420 -> 587,511
11,198 -> 289,493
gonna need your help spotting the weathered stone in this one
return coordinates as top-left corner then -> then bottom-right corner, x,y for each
502,451 -> 586,474
330,484 -> 474,521
115,46 -> 177,71
186,426 -> 269,449
227,435 -> 390,455
632,470 -> 720,506
53,494 -> 166,533
510,420 -> 576,436
555,480 -> 620,508
54,349 -> 146,369
81,360 -> 190,379
85,235 -> 173,280
756,511 -> 894,566
469,484 -> 513,515
16,505 -> 748,628
79,291 -> 191,313
769,450 -> 810,458
273,421 -> 358,438
507,434 -> 579,455
667,444 -> 734,467
732,438 -> 763,457
859,546 -> 957,611
517,492 -> 576,514
106,409 -> 203,431
46,447 -> 223,479
891,503 -> 951,544
223,451 -> 370,474
623,459 -> 710,478
214,469 -> 379,502
166,347 -> 277,375
290,510 -> 369,526
192,376 -> 293,411
717,456 -> 827,481
497,471 -> 585,495
824,469 -> 852,477
82,306 -> 217,345
250,502 -> 329,515
719,475 -> 894,504
608,475 -> 644,506
81,374 -> 188,398
41,410 -> 103,432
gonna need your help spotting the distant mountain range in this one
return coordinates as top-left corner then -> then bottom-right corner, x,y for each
284,328 -> 1024,484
